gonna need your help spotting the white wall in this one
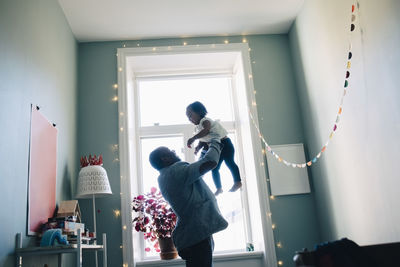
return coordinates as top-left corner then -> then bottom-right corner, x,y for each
289,0 -> 400,245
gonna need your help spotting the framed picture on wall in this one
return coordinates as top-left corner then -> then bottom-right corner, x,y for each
27,105 -> 57,235
266,143 -> 310,196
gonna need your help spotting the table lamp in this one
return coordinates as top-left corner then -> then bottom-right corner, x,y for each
76,155 -> 112,267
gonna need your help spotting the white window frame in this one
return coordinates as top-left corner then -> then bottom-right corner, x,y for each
136,74 -> 249,258
117,43 -> 277,267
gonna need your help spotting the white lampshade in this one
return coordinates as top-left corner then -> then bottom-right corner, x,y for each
76,165 -> 112,198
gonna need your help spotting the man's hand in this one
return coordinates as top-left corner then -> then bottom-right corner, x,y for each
187,137 -> 195,148
194,145 -> 201,155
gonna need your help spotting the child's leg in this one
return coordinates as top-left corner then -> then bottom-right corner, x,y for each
221,138 -> 242,192
211,155 -> 224,191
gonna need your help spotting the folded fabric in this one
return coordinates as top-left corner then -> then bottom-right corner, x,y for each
40,229 -> 69,247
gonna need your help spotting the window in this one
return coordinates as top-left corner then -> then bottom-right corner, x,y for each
118,44 -> 276,267
135,76 -> 248,258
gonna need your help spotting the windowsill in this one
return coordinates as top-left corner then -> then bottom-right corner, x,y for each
136,251 -> 264,266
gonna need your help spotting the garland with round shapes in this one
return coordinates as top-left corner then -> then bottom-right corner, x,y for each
251,3 -> 357,168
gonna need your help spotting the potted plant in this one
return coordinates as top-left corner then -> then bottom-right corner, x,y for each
132,187 -> 177,260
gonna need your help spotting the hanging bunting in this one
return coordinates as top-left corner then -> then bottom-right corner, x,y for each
250,3 -> 357,168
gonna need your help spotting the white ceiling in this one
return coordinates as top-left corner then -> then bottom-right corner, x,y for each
58,0 -> 304,42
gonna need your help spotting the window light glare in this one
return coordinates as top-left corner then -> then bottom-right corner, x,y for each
272,224 -> 276,229
123,225 -> 127,230
152,47 -> 156,51
242,38 -> 247,43
270,195 -> 275,200
278,260 -> 283,266
183,42 -> 187,46
118,67 -> 123,72
277,242 -> 282,248
224,40 -> 229,44
113,84 -> 118,89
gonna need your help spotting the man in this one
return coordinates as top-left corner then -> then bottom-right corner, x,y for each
149,141 -> 228,267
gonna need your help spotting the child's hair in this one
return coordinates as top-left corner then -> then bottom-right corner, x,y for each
187,101 -> 208,118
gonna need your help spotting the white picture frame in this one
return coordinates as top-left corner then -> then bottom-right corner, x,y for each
266,143 -> 310,196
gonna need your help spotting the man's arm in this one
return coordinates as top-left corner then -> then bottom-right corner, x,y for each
184,141 -> 222,185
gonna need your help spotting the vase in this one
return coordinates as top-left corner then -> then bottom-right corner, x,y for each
158,237 -> 178,260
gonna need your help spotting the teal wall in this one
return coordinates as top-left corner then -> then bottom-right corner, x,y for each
0,0 -> 78,266
78,35 -> 320,266
289,0 -> 400,244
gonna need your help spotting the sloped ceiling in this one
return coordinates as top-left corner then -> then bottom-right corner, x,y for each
58,0 -> 304,42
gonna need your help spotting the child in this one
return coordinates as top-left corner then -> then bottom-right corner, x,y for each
186,101 -> 242,196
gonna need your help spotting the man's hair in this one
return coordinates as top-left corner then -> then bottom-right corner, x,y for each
149,147 -> 166,170
187,101 -> 208,118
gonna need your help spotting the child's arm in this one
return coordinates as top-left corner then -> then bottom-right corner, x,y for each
187,119 -> 211,148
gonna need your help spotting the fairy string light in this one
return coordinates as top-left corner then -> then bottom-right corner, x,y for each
250,3 -> 358,168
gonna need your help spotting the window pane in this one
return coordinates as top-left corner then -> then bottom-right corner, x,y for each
201,133 -> 247,252
138,77 -> 234,126
140,136 -> 185,194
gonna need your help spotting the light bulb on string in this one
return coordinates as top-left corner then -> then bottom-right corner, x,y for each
113,209 -> 121,218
